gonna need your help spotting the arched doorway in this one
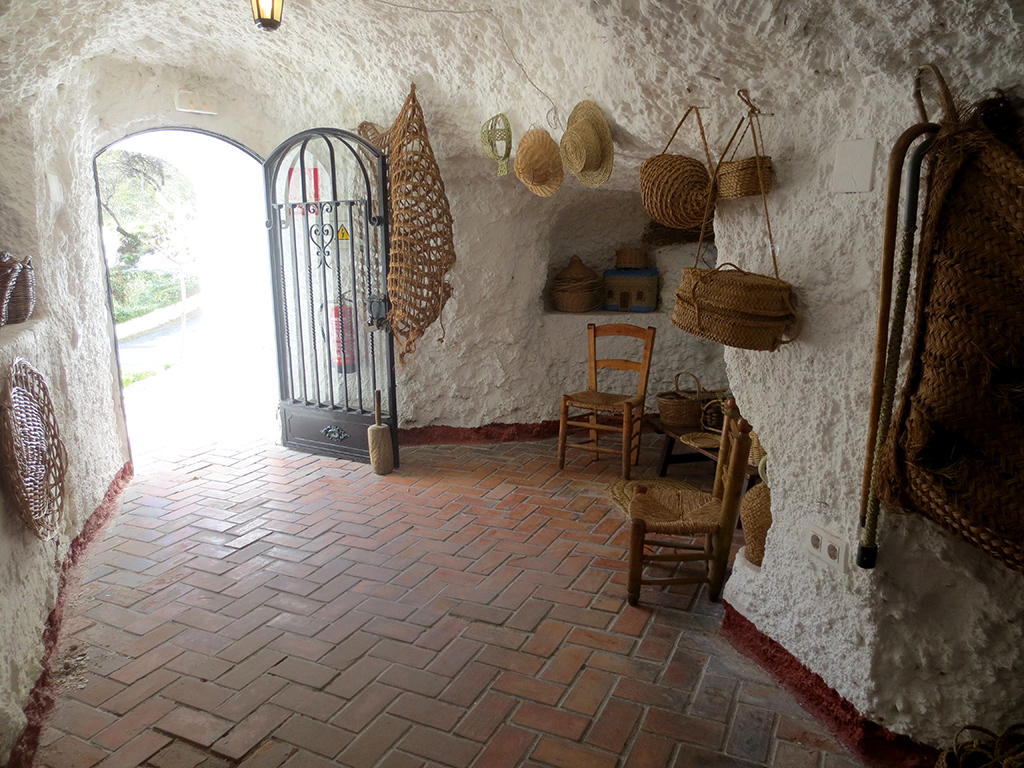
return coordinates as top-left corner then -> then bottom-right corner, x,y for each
95,129 -> 278,462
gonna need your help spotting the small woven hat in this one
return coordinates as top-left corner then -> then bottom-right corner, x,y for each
481,113 -> 512,177
515,128 -> 563,197
560,100 -> 614,188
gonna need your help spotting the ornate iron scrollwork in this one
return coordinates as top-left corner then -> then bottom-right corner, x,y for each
321,425 -> 351,442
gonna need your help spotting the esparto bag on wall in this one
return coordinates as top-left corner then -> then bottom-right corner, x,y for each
876,68 -> 1024,574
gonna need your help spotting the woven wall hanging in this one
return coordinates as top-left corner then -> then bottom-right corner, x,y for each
0,358 -> 68,540
359,84 -> 456,366
875,67 -> 1024,574
481,113 -> 512,177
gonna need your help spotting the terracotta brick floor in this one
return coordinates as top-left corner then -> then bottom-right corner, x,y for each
35,436 -> 866,768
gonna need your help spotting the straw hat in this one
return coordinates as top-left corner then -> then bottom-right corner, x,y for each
515,128 -> 563,197
481,113 -> 512,177
559,101 -> 614,188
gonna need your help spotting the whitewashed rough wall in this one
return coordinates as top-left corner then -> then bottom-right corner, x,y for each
721,72 -> 1024,744
1,0 -> 1024,756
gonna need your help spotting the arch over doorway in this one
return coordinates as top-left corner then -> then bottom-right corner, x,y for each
93,127 -> 278,461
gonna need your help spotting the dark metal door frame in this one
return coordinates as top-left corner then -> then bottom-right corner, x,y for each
263,128 -> 398,465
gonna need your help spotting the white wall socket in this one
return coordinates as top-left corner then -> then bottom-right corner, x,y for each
174,90 -> 218,115
805,524 -> 849,573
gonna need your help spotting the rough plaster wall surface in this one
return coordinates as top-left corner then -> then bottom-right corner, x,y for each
1,0 -> 1024,752
721,69 -> 1024,745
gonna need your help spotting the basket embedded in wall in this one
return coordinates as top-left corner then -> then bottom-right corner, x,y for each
0,252 -> 36,328
0,358 -> 69,540
550,255 -> 602,312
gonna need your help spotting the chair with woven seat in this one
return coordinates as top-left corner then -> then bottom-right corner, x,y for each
608,398 -> 752,604
557,323 -> 656,480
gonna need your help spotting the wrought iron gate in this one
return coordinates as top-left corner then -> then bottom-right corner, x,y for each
263,129 -> 397,465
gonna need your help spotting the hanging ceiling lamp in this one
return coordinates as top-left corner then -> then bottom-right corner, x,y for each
251,0 -> 283,30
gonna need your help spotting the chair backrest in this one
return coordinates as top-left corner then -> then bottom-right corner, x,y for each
586,323 -> 657,399
715,415 -> 753,542
713,397 -> 743,499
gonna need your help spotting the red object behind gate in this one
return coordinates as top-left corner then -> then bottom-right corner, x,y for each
332,302 -> 356,373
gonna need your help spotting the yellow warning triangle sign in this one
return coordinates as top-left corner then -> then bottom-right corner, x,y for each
337,225 -> 350,241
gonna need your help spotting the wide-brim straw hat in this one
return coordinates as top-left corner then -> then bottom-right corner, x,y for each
560,101 -> 614,188
515,128 -> 563,197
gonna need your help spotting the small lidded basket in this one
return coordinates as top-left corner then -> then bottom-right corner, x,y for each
551,255 -> 602,312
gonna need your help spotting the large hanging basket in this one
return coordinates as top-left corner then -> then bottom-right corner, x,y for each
640,106 -> 716,230
672,91 -> 800,353
672,264 -> 799,352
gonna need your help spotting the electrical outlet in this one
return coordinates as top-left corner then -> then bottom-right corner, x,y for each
174,90 -> 218,115
804,524 -> 848,573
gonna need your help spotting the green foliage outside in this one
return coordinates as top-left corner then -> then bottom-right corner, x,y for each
108,269 -> 201,324
96,148 -> 201,323
121,370 -> 157,388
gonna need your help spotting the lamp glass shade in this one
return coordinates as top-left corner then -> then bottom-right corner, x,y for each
251,0 -> 282,29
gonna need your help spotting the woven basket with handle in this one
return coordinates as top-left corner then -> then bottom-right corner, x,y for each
640,106 -> 716,230
656,372 -> 706,427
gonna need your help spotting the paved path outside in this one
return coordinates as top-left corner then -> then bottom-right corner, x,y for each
36,437 -> 866,768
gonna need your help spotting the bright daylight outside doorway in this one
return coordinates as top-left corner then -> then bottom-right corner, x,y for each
96,130 -> 278,463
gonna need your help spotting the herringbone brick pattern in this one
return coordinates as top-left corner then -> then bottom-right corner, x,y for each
35,437 -> 865,768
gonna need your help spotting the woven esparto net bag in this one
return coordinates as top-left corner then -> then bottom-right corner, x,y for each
358,85 -> 456,366
640,106 -> 716,230
876,68 -> 1024,575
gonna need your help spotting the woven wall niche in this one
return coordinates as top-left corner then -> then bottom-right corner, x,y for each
359,84 -> 456,366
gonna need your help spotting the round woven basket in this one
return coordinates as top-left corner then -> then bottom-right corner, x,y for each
615,247 -> 648,270
656,372 -> 705,427
552,289 -> 602,313
0,358 -> 68,540
740,482 -> 772,566
718,156 -> 773,199
672,296 -> 797,352
640,154 -> 715,230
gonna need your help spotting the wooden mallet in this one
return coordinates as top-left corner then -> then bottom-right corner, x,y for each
368,389 -> 394,475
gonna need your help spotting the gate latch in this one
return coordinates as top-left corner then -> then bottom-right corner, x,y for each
368,296 -> 388,329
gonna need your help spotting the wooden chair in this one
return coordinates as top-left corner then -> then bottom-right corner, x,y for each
619,399 -> 752,604
557,323 -> 656,480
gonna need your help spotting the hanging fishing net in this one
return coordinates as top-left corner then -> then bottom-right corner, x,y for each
358,84 -> 456,366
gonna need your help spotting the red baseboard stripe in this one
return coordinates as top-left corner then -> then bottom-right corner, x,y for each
5,461 -> 134,768
721,603 -> 938,768
399,420 -> 561,445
